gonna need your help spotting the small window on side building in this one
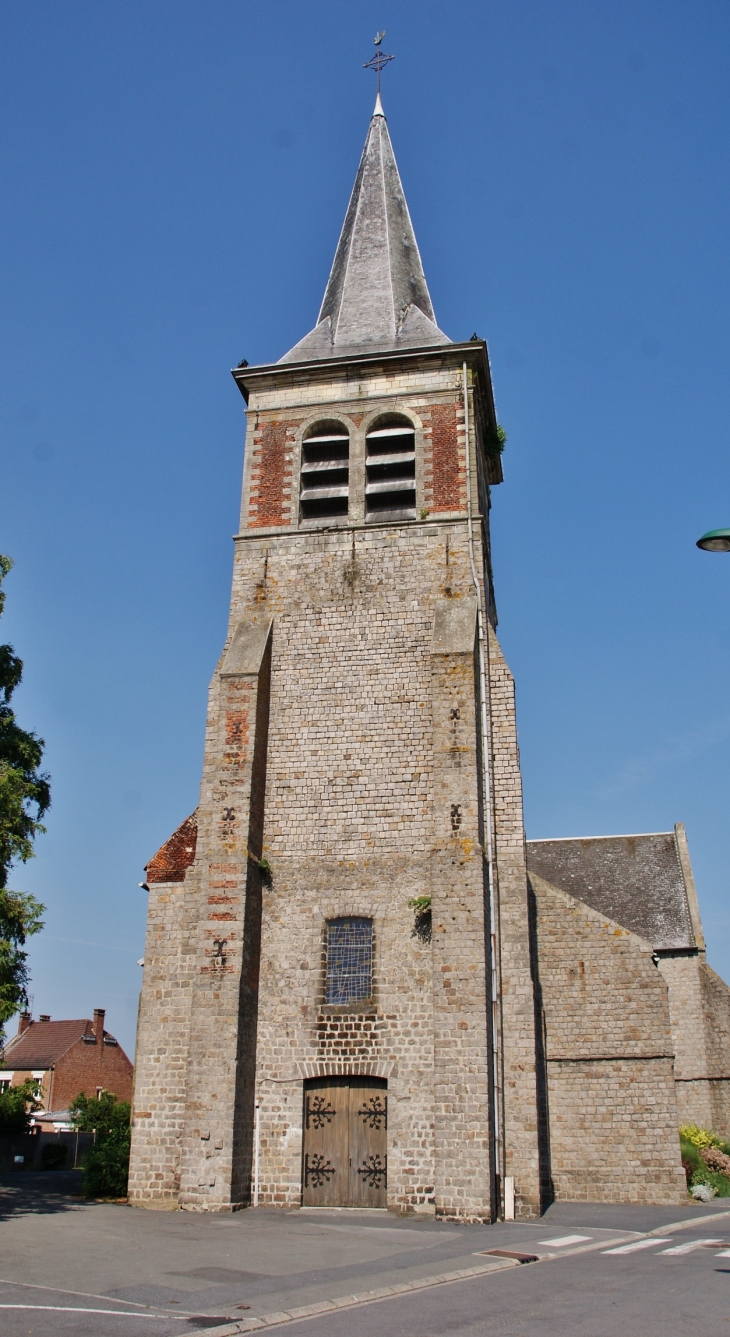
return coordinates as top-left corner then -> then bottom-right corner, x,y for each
325,917 -> 373,1005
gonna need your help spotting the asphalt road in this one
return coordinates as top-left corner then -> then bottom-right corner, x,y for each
2,1171 -> 729,1336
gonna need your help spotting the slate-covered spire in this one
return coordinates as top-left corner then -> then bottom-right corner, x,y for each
279,100 -> 450,363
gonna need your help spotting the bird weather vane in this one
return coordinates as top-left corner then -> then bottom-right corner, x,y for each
363,31 -> 394,97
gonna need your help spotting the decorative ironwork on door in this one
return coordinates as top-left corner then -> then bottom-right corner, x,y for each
305,1095 -> 337,1129
304,1153 -> 336,1188
357,1095 -> 387,1130
302,1077 -> 387,1208
357,1154 -> 387,1188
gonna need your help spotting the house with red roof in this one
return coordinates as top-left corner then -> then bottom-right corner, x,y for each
0,1009 -> 133,1120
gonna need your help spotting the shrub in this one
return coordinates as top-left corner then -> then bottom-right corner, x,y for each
691,1183 -> 716,1203
81,1139 -> 130,1199
70,1091 -> 131,1199
702,1145 -> 730,1176
680,1123 -> 721,1150
695,1169 -> 730,1198
41,1141 -> 68,1170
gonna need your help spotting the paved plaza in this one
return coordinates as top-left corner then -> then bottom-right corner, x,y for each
1,1172 -> 730,1335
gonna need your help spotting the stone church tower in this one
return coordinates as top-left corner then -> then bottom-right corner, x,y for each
128,94 -> 541,1219
129,84 -> 730,1216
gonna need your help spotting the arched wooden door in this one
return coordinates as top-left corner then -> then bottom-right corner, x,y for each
302,1076 -> 387,1207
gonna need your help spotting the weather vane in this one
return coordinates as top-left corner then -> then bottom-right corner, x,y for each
363,31 -> 394,97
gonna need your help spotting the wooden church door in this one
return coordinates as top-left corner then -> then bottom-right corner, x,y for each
302,1076 -> 387,1207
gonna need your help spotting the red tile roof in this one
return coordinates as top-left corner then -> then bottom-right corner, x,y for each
1,1019 -> 94,1069
146,811 -> 198,884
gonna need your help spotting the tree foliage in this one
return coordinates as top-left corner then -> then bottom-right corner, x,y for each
0,1077 -> 42,1136
0,556 -> 48,1044
71,1092 -> 132,1198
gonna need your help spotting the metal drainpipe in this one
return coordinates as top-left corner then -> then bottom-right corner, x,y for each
253,1098 -> 260,1207
462,360 -> 504,1217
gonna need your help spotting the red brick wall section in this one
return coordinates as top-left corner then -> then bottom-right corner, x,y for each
50,1033 -> 134,1111
146,813 -> 198,884
248,420 -> 299,528
422,402 -> 465,514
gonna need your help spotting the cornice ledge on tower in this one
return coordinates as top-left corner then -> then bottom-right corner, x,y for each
232,339 -> 491,398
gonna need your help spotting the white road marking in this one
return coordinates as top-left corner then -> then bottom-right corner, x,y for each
716,1250 -> 730,1257
538,1234 -> 593,1247
602,1238 -> 672,1254
0,1304 -> 169,1317
0,1277 -> 182,1315
660,1238 -> 723,1255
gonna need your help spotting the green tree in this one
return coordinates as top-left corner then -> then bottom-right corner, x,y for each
70,1092 -> 132,1198
0,1077 -> 42,1135
0,556 -> 48,1044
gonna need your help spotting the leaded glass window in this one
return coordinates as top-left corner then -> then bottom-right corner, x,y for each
325,918 -> 373,1006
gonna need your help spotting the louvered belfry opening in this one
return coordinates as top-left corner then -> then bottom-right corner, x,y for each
365,414 -> 416,521
300,421 -> 350,522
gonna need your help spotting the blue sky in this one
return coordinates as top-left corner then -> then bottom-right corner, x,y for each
2,1 -> 730,1056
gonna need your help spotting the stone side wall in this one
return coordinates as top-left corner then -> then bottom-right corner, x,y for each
488,628 -> 541,1217
128,871 -> 198,1206
530,872 -> 686,1204
430,599 -> 491,1219
656,955 -> 730,1135
657,954 -> 715,1132
701,965 -> 730,1135
177,627 -> 272,1210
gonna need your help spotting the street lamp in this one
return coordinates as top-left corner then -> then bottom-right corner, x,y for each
696,529 -> 730,553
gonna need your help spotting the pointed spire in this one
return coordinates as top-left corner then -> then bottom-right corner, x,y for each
279,109 -> 450,363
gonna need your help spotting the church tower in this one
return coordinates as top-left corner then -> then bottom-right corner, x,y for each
129,94 -> 542,1220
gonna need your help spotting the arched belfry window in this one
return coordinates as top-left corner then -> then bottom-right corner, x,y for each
325,917 -> 373,1006
365,414 -> 416,521
300,421 -> 350,522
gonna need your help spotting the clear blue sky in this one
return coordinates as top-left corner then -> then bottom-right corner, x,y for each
2,1 -> 730,1057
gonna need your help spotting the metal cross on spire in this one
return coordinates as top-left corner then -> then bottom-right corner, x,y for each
363,31 -> 394,97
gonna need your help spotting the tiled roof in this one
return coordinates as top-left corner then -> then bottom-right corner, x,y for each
1,1019 -> 92,1069
526,831 -> 696,951
146,812 -> 198,884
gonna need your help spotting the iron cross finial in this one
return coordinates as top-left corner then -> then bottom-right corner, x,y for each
363,31 -> 395,97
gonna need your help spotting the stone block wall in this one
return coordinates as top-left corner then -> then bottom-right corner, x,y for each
488,627 -> 541,1217
529,872 -> 686,1205
701,965 -> 730,1134
128,867 -> 198,1206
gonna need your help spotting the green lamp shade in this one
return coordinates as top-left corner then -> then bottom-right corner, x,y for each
697,528 -> 730,552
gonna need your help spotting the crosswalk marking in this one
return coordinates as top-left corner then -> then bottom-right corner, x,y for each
660,1238 -> 723,1255
602,1238 -> 671,1254
538,1234 -> 593,1247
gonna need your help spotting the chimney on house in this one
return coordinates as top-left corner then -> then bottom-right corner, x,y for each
39,1014 -> 50,1023
18,1012 -> 31,1034
93,1008 -> 105,1044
